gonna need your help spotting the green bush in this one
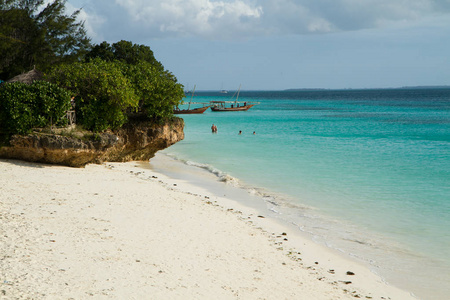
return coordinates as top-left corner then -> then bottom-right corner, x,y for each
0,81 -> 71,136
86,41 -> 184,121
119,61 -> 184,121
30,81 -> 72,127
47,59 -> 138,131
86,40 -> 164,71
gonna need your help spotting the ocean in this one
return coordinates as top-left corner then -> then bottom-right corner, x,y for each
151,88 -> 450,299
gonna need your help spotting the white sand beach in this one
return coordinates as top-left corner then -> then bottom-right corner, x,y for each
0,158 -> 415,299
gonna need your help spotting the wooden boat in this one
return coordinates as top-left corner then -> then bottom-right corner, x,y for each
174,105 -> 211,114
210,85 -> 258,112
174,85 -> 211,114
210,101 -> 255,111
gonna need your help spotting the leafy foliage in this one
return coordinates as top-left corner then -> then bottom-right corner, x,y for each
1,0 -> 184,135
0,80 -> 71,136
53,40 -> 185,125
46,59 -> 138,132
119,61 -> 185,120
86,40 -> 163,71
0,0 -> 91,80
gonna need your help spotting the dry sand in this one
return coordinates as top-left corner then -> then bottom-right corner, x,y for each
0,159 -> 415,299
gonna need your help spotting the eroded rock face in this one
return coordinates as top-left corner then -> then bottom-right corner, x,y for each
0,119 -> 184,167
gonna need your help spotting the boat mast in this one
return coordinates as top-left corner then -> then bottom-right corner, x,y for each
189,85 -> 196,110
235,84 -> 241,106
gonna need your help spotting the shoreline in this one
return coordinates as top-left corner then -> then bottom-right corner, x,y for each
152,150 -> 450,300
1,158 -> 415,299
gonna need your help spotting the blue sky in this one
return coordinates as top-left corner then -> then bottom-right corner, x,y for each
66,0 -> 450,90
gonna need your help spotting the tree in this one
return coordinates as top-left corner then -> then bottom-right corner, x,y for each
0,7 -> 41,78
86,40 -> 163,71
46,59 -> 138,132
0,0 -> 91,80
119,61 -> 185,120
84,41 -> 115,62
86,41 -> 184,120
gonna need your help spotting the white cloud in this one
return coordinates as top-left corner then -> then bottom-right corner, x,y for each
263,0 -> 440,33
67,0 -> 450,40
112,0 -> 263,39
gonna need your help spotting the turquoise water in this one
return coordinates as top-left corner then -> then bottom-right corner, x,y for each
160,89 -> 450,299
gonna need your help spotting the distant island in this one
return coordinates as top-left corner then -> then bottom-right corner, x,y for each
285,86 -> 450,91
284,88 -> 328,91
397,85 -> 450,89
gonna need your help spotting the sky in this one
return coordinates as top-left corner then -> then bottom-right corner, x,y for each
65,0 -> 450,90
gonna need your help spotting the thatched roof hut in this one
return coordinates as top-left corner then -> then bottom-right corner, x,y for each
7,68 -> 43,85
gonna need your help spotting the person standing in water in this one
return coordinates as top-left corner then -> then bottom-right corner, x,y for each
211,124 -> 217,133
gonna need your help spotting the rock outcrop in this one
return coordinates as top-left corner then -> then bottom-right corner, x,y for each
0,118 -> 184,167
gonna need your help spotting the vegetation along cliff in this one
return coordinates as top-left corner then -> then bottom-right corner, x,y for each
0,0 -> 186,167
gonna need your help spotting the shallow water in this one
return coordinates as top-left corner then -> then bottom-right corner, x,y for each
157,88 -> 450,299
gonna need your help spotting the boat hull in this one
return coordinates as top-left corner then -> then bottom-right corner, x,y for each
173,106 -> 211,114
210,104 -> 255,112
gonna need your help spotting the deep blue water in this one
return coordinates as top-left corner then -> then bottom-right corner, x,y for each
160,88 -> 450,299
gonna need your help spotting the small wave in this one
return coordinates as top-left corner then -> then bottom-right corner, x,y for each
164,153 -> 410,264
268,207 -> 280,214
343,238 -> 371,246
166,154 -> 242,187
165,154 -> 314,208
